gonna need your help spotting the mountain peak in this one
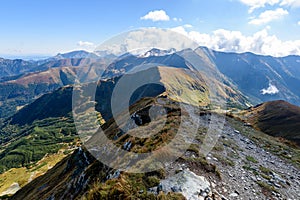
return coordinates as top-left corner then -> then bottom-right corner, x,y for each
54,50 -> 99,59
138,48 -> 176,58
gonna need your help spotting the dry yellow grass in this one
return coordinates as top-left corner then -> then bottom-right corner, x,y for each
158,66 -> 209,107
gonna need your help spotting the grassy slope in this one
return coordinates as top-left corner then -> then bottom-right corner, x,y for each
158,66 -> 209,107
10,97 -> 220,200
239,100 -> 300,146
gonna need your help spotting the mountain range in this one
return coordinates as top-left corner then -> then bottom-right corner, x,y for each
0,47 -> 299,199
1,47 -> 300,118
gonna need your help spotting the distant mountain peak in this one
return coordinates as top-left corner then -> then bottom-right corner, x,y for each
54,50 -> 99,59
138,48 -> 177,58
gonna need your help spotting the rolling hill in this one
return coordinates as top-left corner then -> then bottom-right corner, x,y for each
239,100 -> 300,146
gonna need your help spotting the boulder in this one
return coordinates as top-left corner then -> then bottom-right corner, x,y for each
159,169 -> 210,200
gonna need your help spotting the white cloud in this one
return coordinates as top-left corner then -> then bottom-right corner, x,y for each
78,41 -> 94,47
184,24 -> 193,28
280,0 -> 300,7
298,21 -> 300,25
239,0 -> 300,12
141,10 -> 170,22
94,28 -> 198,56
77,41 -> 95,51
261,83 -> 279,95
239,0 -> 281,13
173,17 -> 183,22
171,26 -> 300,57
249,8 -> 288,25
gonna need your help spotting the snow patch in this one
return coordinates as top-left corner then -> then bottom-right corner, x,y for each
138,48 -> 176,58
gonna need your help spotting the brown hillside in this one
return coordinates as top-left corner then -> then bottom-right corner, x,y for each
240,100 -> 300,146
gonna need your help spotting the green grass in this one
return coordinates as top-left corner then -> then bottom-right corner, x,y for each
213,154 -> 235,167
213,143 -> 224,152
85,170 -> 172,200
259,166 -> 272,174
242,164 -> 259,175
187,143 -> 200,156
181,156 -> 222,179
246,156 -> 258,163
257,181 -> 278,193
227,151 -> 240,159
260,173 -> 272,180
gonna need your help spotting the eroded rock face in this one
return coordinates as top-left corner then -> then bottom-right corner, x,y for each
158,170 -> 210,200
0,183 -> 20,196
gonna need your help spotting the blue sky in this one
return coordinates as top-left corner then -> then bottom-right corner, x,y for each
1,0 -> 300,58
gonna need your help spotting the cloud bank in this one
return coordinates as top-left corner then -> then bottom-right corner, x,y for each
239,0 -> 300,12
94,28 -> 198,56
239,0 -> 280,13
280,0 -> 300,7
171,26 -> 300,57
77,41 -> 96,51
